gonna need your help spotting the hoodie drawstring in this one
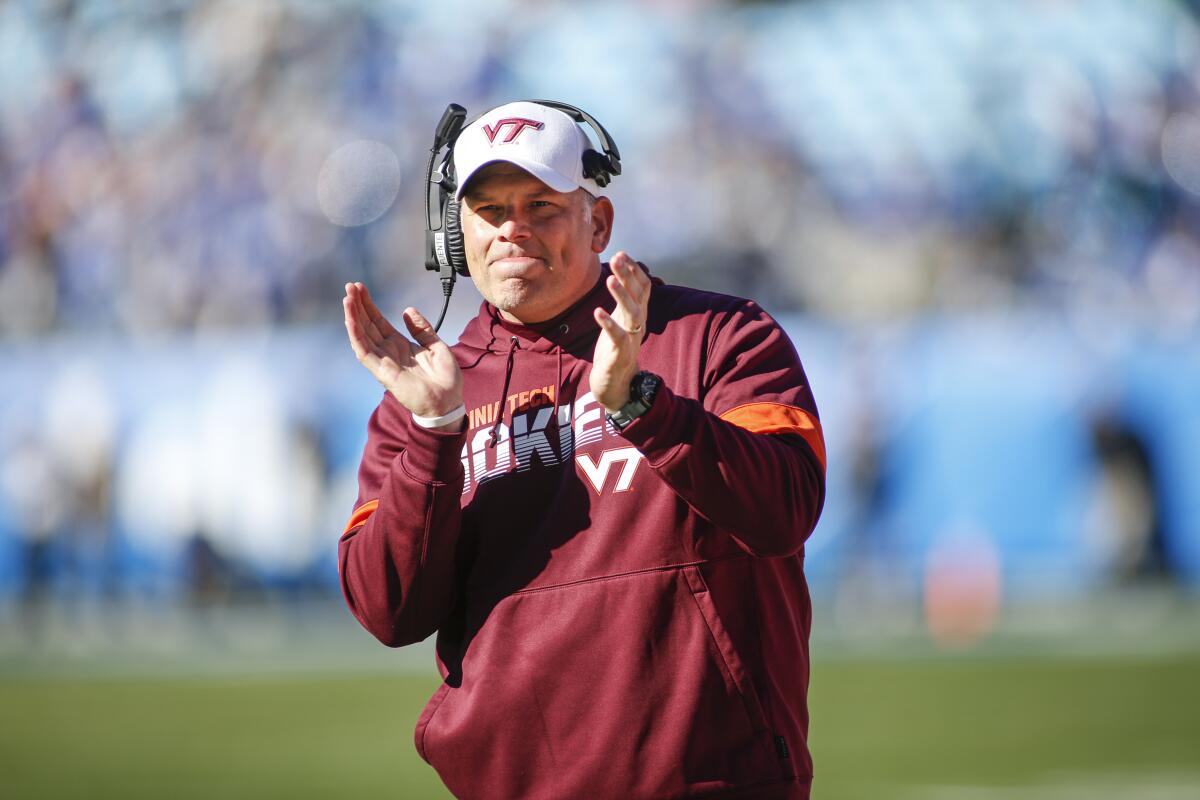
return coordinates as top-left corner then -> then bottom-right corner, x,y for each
488,336 -> 520,448
553,323 -> 568,433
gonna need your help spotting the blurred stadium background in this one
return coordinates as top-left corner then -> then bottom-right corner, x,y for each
2,0 -> 1200,797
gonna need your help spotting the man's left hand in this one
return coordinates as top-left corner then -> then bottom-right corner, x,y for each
591,251 -> 652,413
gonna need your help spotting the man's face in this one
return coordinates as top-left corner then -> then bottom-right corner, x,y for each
460,163 -> 612,324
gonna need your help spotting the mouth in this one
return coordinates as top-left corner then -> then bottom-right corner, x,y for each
490,256 -> 544,277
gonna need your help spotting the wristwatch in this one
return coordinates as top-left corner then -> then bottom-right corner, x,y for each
607,371 -> 662,430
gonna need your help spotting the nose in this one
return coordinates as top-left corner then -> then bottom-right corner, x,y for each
496,207 -> 532,242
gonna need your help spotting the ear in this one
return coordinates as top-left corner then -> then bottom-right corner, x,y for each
590,196 -> 614,254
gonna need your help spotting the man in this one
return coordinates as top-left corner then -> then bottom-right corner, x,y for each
339,100 -> 826,799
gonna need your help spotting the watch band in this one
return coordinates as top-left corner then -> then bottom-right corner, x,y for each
607,371 -> 661,431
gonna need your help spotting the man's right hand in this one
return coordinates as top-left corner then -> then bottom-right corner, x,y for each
343,282 -> 464,430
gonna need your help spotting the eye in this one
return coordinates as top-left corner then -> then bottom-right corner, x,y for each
469,203 -> 502,216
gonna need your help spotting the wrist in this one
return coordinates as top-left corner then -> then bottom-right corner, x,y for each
411,403 -> 467,430
431,416 -> 466,433
600,367 -> 639,414
391,388 -> 464,421
601,389 -> 631,415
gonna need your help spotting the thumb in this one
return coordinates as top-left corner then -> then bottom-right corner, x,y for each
403,307 -> 441,348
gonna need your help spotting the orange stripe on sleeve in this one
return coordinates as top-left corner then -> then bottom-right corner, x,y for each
342,499 -> 380,536
719,402 -> 826,473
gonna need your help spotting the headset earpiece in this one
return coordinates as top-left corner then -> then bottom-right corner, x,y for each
443,193 -> 469,277
582,150 -> 613,188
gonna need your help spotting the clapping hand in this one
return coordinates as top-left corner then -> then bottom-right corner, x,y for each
343,282 -> 464,430
591,252 -> 651,413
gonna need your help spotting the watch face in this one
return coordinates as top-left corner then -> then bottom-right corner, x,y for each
636,372 -> 661,404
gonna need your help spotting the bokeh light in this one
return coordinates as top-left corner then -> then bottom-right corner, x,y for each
317,140 -> 402,228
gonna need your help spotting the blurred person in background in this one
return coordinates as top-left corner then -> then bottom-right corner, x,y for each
1088,413 -> 1172,584
2,431 -> 61,641
338,100 -> 827,799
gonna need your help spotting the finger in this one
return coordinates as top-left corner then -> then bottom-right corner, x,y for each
343,286 -> 356,329
344,283 -> 368,333
612,251 -> 640,278
344,300 -> 380,368
350,284 -> 386,345
357,282 -> 401,338
614,252 -> 651,302
612,252 -> 651,308
343,296 -> 369,360
606,257 -> 648,334
606,274 -> 642,331
344,289 -> 372,348
402,307 -> 442,349
594,307 -> 630,346
610,251 -> 632,284
343,283 -> 360,323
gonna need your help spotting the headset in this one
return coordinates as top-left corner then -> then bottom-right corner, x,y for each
423,100 -> 622,331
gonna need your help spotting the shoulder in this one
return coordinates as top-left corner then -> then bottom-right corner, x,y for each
648,281 -> 777,343
649,282 -> 766,328
650,281 -> 755,315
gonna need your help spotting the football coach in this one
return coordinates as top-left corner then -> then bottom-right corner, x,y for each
339,99 -> 826,799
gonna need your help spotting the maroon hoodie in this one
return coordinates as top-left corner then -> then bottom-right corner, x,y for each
340,264 -> 826,799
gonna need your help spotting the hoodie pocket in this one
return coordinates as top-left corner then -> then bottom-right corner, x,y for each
681,564 -> 770,735
416,565 -> 782,799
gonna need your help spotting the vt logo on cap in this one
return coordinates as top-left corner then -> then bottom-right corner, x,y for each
482,118 -> 545,145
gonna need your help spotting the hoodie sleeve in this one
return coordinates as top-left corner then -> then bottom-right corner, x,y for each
619,300 -> 826,558
338,392 -> 467,647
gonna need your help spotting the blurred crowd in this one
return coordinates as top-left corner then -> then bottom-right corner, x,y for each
2,0 -> 1200,630
2,0 -> 1199,336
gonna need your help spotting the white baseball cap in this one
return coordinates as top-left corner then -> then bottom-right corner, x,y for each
453,101 -> 604,200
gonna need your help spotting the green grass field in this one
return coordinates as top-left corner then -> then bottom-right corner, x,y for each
2,654 -> 1198,799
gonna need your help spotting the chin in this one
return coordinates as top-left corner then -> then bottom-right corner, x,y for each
487,280 -> 539,315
